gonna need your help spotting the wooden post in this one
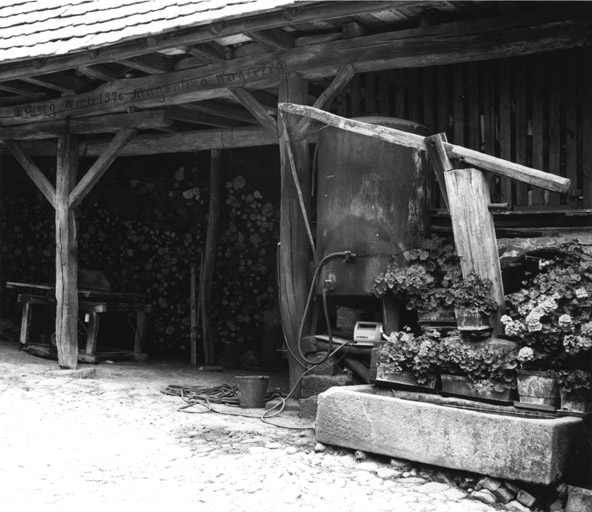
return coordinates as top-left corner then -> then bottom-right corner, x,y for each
278,73 -> 311,395
444,168 -> 505,325
200,149 -> 222,366
55,132 -> 79,369
190,262 -> 198,365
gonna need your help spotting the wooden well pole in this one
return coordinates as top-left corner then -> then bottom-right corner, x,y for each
55,132 -> 80,369
278,73 -> 311,395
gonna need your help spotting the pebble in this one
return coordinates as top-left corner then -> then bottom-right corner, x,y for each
472,489 -> 497,505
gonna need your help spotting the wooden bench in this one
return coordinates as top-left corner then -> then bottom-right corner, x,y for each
17,293 -> 152,363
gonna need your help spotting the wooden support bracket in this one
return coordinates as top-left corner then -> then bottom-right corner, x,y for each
69,128 -> 137,209
292,64 -> 356,141
5,139 -> 56,207
228,87 -> 278,133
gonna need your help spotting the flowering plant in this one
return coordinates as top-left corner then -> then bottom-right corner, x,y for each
437,332 -> 517,392
372,235 -> 462,314
501,241 -> 592,370
555,369 -> 592,394
377,327 -> 441,384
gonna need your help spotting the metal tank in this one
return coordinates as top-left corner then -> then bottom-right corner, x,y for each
316,116 -> 431,298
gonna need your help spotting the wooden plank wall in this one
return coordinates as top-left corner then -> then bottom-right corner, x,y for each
336,48 -> 592,209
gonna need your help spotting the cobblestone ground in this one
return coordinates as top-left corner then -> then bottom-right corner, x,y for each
0,340 -> 499,512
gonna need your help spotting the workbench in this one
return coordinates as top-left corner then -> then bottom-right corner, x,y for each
7,281 -> 152,363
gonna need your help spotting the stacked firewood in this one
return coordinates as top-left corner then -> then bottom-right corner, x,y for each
0,156 -> 280,361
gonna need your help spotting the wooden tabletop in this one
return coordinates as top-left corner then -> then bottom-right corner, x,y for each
6,281 -> 145,301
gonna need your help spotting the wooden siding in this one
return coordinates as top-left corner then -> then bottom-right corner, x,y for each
338,48 -> 592,210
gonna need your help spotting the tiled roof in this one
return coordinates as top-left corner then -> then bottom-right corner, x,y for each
0,0 -> 297,63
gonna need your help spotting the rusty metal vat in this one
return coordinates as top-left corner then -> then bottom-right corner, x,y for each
316,116 -> 431,297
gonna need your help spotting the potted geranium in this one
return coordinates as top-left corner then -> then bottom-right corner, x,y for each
372,235 -> 461,326
374,327 -> 440,392
450,272 -> 500,333
556,369 -> 592,414
501,241 -> 592,410
437,331 -> 517,404
511,346 -> 560,410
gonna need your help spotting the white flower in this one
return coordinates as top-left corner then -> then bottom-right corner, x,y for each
558,314 -> 573,328
576,287 -> 589,299
517,347 -> 534,362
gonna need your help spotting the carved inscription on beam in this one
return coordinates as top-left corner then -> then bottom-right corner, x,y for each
0,110 -> 171,140
0,60 -> 288,127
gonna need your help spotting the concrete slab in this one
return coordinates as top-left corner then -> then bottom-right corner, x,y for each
316,385 -> 584,485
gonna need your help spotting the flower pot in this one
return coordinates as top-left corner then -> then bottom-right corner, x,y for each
375,367 -> 438,393
440,374 -> 514,405
515,370 -> 559,411
417,307 -> 456,331
454,307 -> 492,333
559,388 -> 592,415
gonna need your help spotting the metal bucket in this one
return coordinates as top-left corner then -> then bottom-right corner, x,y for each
235,375 -> 269,408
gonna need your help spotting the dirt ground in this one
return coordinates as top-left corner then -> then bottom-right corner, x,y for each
0,338 -> 498,512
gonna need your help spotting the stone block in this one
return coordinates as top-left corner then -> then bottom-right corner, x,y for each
315,385 -> 584,485
517,489 -> 537,508
566,486 -> 592,512
507,501 -> 531,512
301,374 -> 352,398
299,396 -> 318,419
494,486 -> 516,504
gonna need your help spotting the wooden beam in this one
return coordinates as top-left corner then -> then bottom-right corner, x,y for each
445,168 -> 505,327
278,72 -> 310,395
21,72 -> 94,95
228,87 -> 277,133
4,14 -> 591,128
200,149 -> 222,366
0,110 -> 171,141
69,128 -> 136,209
76,65 -> 122,82
55,132 -> 79,369
424,133 -> 451,210
0,80 -> 46,95
4,139 -> 55,206
187,42 -> 227,63
188,100 -> 269,123
13,126 -> 295,156
117,54 -> 174,74
279,103 -> 571,194
245,28 -> 294,49
0,2 -> 398,82
170,105 -> 243,128
292,64 -> 356,140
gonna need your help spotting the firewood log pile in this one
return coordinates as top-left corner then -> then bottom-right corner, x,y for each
0,153 -> 280,362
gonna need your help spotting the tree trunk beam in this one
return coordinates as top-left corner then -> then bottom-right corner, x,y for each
4,139 -> 56,207
279,103 -> 571,194
0,110 -> 170,141
228,87 -> 278,133
55,133 -> 80,369
278,73 -> 310,395
292,63 -> 356,140
69,128 -> 137,209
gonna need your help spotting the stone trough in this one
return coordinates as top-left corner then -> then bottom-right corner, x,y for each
315,385 -> 584,485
